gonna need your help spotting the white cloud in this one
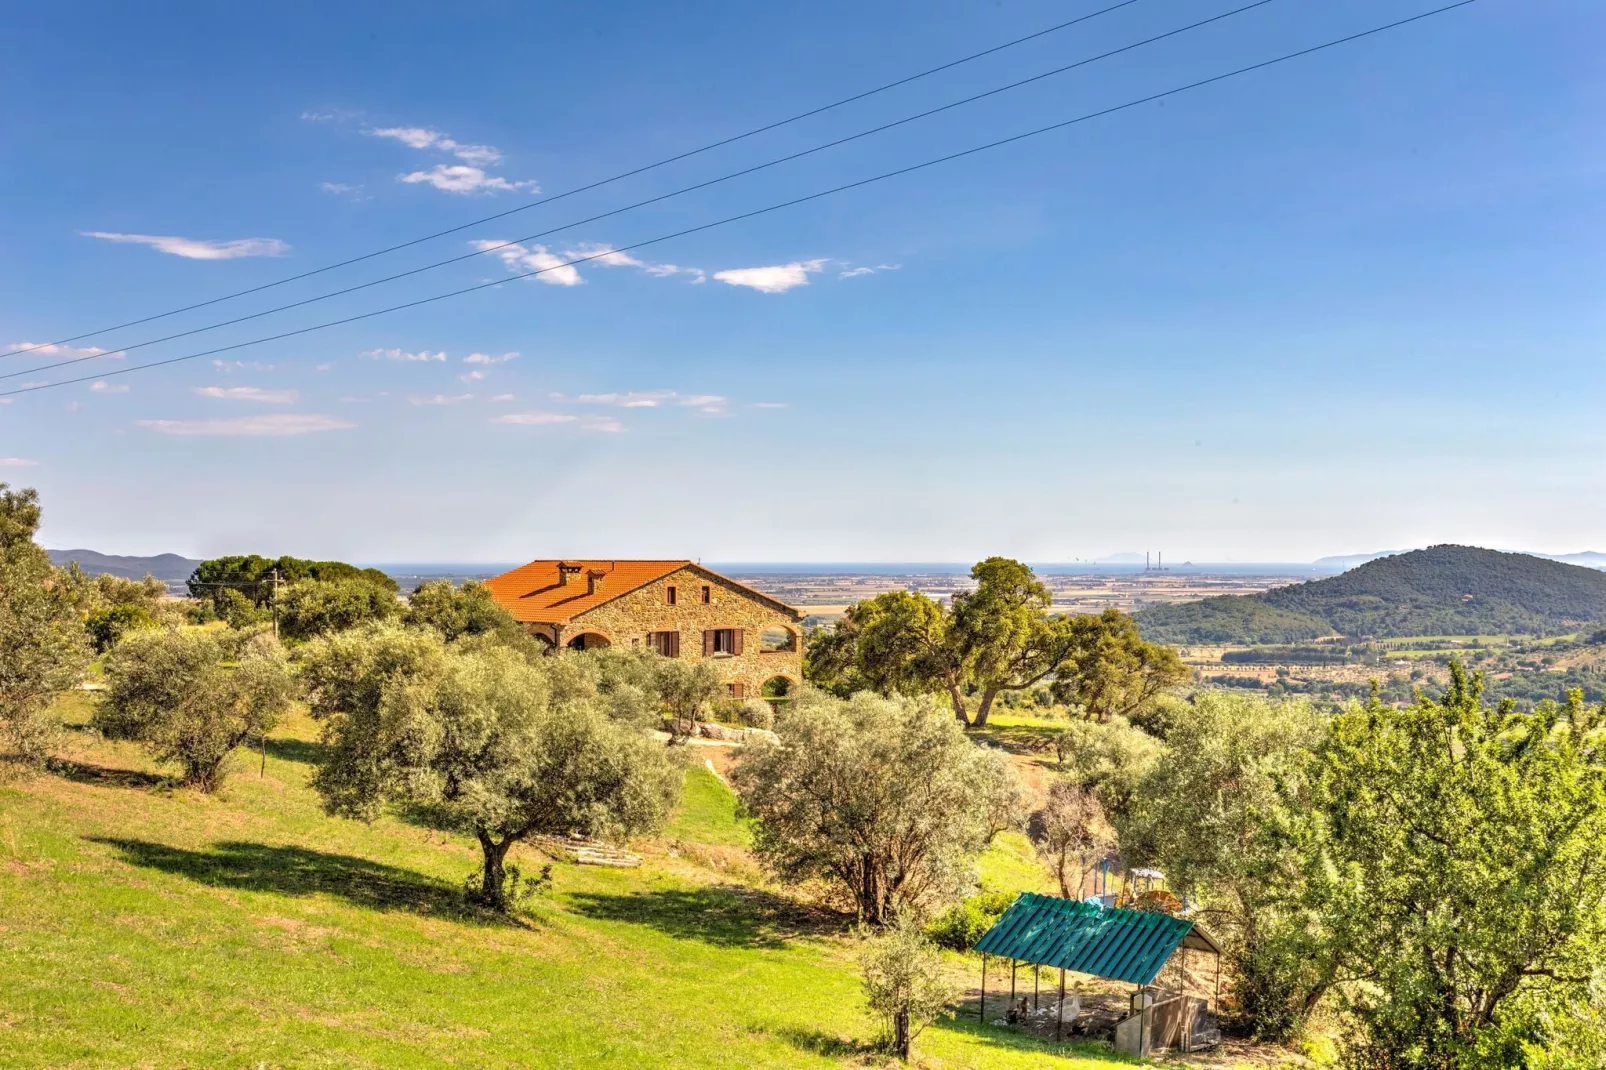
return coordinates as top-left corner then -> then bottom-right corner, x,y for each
194,385 -> 298,404
400,165 -> 535,195
462,351 -> 518,365
565,243 -> 645,269
368,126 -> 503,166
301,108 -> 361,123
713,258 -> 828,293
361,348 -> 446,362
319,181 -> 367,199
470,239 -> 581,286
89,380 -> 129,394
574,390 -> 676,408
579,415 -> 625,433
490,393 -> 515,402
0,457 -> 37,467
459,370 -> 486,383
839,263 -> 901,279
137,414 -> 356,436
492,411 -> 576,425
0,399 -> 11,405
213,359 -> 275,371
7,341 -> 122,359
750,401 -> 790,409
409,393 -> 473,406
314,362 -> 334,372
678,394 -> 729,415
17,381 -> 49,389
81,232 -> 289,260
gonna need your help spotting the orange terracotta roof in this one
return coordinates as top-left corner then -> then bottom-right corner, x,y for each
484,559 -> 803,625
485,560 -> 689,624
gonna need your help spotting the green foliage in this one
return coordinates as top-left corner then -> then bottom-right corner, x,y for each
1294,665 -> 1606,1067
1141,546 -> 1606,643
807,559 -> 1184,727
925,889 -> 1017,951
0,484 -> 90,766
732,690 -> 1022,924
403,580 -> 528,648
1050,715 -> 1162,821
859,916 -> 958,1060
84,603 -> 156,653
299,625 -> 683,911
97,629 -> 296,791
276,579 -> 400,641
652,656 -> 725,739
1116,691 -> 1328,1040
217,587 -> 269,629
188,554 -> 397,610
1033,778 -> 1114,899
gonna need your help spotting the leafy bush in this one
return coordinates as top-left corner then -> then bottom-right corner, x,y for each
924,890 -> 1017,951
277,579 -> 399,641
737,699 -> 775,730
84,603 -> 156,652
860,916 -> 957,1060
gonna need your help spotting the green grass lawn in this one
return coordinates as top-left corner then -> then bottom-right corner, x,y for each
0,702 -> 1159,1069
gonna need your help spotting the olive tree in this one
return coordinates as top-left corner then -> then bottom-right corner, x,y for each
860,915 -> 957,1060
278,578 -> 400,641
0,485 -> 90,766
1116,691 -> 1328,1040
299,625 -> 683,911
1033,779 -> 1114,899
97,629 -> 296,791
404,579 -> 529,648
732,690 -> 1022,923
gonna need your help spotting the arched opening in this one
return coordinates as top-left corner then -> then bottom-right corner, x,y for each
761,675 -> 794,712
566,631 -> 611,651
760,626 -> 797,652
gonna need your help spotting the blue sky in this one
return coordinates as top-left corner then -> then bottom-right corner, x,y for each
2,0 -> 1601,563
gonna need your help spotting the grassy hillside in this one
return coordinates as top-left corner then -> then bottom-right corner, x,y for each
1138,545 -> 1606,643
0,700 -> 1147,1069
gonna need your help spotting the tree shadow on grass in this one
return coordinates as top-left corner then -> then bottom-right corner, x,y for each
89,837 -> 523,928
566,884 -> 845,950
262,736 -> 328,766
50,758 -> 170,790
769,1026 -> 879,1059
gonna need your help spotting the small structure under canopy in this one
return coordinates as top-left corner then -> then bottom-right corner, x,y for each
973,892 -> 1222,1056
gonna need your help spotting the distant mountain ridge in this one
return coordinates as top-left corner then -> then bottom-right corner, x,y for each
1136,545 -> 1606,644
47,548 -> 202,583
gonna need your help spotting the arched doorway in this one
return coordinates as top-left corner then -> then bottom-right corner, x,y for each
566,631 -> 611,651
761,675 -> 794,713
759,626 -> 797,652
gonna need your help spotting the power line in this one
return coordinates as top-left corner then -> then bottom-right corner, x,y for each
4,0 -> 1152,360
5,0 -> 1280,383
1,0 -> 1479,401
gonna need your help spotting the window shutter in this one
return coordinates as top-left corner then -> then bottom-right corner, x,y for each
669,631 -> 680,657
732,628 -> 744,656
703,630 -> 713,656
732,682 -> 745,700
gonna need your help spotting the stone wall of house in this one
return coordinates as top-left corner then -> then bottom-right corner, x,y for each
557,565 -> 802,699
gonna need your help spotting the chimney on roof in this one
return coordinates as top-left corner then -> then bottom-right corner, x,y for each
558,562 -> 582,586
587,568 -> 606,596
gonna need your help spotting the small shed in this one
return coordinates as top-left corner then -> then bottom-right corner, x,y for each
972,892 -> 1222,1055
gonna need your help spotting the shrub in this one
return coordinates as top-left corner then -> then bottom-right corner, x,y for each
85,603 -> 156,653
277,579 -> 399,641
925,890 -> 1017,951
860,916 -> 957,1060
737,699 -> 775,730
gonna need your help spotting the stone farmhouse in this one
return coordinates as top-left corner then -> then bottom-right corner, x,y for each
484,559 -> 804,704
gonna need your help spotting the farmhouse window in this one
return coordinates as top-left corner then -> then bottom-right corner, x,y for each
727,682 -> 745,699
701,585 -> 711,604
647,631 -> 680,657
704,628 -> 741,656
665,585 -> 677,605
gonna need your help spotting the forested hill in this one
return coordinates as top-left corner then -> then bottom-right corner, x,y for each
1136,545 -> 1606,643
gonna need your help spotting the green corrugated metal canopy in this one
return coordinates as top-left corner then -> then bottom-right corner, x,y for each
973,893 -> 1217,987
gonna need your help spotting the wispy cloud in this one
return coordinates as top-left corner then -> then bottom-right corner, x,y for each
750,401 -> 790,409
400,165 -> 536,195
7,341 -> 123,359
558,390 -> 729,415
564,243 -> 705,282
319,181 -> 369,200
459,370 -> 486,383
491,411 -> 624,433
301,108 -> 362,123
409,393 -> 473,406
839,263 -> 901,279
361,348 -> 446,362
470,240 -> 581,286
194,385 -> 298,404
89,380 -> 129,394
213,359 -> 275,371
490,393 -> 515,402
0,457 -> 38,467
137,414 -> 355,436
81,232 -> 290,261
368,126 -> 503,166
463,351 -> 518,365
713,258 -> 828,293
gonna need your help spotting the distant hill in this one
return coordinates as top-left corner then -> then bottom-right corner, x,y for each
1311,550 -> 1405,570
1136,545 -> 1606,643
47,548 -> 201,583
